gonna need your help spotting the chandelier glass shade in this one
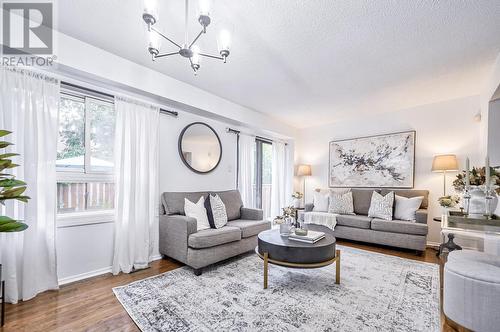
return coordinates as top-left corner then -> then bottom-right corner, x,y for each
142,0 -> 231,74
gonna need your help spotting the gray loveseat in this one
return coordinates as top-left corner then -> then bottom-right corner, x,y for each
300,189 -> 429,253
159,190 -> 271,275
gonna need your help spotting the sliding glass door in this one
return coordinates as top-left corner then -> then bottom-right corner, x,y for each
255,139 -> 273,219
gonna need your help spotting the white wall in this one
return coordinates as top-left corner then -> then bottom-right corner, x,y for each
296,95 -> 482,245
489,99 -> 500,166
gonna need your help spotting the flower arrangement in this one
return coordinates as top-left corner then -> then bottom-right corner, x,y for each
291,192 -> 303,199
453,166 -> 500,195
438,195 -> 461,208
282,206 -> 296,218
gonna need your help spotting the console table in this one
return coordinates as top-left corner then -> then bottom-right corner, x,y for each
438,214 -> 500,256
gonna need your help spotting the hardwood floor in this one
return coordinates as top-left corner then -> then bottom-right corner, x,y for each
1,241 -> 456,332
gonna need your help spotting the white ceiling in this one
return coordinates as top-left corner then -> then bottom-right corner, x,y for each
56,0 -> 500,128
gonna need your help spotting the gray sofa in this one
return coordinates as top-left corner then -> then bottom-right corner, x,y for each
299,189 -> 429,253
159,189 -> 271,275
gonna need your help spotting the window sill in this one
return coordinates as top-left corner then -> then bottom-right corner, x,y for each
57,210 -> 115,228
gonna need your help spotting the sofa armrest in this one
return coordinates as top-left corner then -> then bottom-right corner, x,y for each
240,207 -> 263,220
159,215 -> 197,264
305,203 -> 314,212
415,209 -> 428,224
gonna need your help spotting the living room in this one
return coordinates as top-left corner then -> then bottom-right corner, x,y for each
0,1 -> 499,331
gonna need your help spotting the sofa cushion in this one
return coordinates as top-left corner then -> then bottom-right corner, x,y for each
382,189 -> 429,209
371,219 -> 428,236
226,219 -> 271,238
336,214 -> 372,229
352,189 -> 379,215
163,191 -> 208,215
216,190 -> 243,221
188,226 -> 241,249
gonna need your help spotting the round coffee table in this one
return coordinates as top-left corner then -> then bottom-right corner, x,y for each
256,229 -> 340,289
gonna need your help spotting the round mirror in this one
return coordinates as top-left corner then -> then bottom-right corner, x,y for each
178,122 -> 222,174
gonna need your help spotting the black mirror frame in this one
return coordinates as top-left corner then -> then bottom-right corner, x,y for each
178,122 -> 223,174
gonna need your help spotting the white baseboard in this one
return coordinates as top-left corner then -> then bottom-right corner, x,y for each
58,254 -> 164,285
426,241 -> 440,249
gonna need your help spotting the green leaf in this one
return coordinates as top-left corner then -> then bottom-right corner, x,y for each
0,186 -> 26,198
0,221 -> 28,232
15,195 -> 30,203
0,159 -> 12,167
0,130 -> 11,138
0,216 -> 15,223
6,163 -> 19,169
0,141 -> 13,149
0,153 -> 19,159
0,179 -> 26,187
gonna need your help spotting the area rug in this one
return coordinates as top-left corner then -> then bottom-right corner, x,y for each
113,245 -> 440,331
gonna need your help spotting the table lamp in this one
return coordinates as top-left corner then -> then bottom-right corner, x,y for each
432,154 -> 459,196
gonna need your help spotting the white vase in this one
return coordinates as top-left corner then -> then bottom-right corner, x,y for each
293,198 -> 301,208
467,187 -> 499,215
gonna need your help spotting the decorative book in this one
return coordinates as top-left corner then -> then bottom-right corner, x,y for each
289,230 -> 325,244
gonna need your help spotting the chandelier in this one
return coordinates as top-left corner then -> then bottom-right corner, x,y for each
142,0 -> 232,74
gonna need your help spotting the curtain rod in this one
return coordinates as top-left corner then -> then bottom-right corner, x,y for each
226,127 -> 287,145
61,81 -> 178,117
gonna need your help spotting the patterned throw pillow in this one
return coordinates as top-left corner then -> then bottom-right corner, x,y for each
209,194 -> 228,228
368,191 -> 394,221
328,191 -> 354,215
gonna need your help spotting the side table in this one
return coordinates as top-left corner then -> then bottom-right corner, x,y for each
434,217 -> 462,257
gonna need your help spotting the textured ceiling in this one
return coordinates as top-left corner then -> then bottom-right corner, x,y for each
56,0 -> 500,128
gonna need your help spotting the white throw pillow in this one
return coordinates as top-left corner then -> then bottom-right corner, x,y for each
312,191 -> 329,212
184,197 -> 210,231
210,194 -> 228,228
368,191 -> 394,221
394,195 -> 424,222
328,191 -> 354,215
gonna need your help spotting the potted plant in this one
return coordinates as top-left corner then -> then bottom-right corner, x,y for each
0,130 -> 30,232
453,166 -> 500,215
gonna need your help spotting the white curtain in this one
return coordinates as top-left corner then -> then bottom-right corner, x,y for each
238,135 -> 255,208
0,68 -> 60,303
112,96 -> 159,274
271,141 -> 292,218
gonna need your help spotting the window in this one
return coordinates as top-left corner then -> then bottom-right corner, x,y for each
56,90 -> 115,216
255,139 -> 272,220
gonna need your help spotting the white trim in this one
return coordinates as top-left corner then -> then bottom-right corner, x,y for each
57,210 -> 115,228
58,255 -> 164,285
56,171 -> 114,182
426,241 -> 440,249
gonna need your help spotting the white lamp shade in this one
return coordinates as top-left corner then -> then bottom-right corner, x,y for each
297,164 -> 312,176
431,154 -> 459,172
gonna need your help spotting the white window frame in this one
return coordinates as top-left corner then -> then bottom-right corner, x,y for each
56,90 -> 116,228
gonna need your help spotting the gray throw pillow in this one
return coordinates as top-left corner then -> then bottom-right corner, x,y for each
368,191 -> 394,221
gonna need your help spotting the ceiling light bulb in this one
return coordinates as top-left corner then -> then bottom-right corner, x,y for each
217,29 -> 231,61
191,45 -> 201,71
143,0 -> 158,25
148,31 -> 160,56
197,0 -> 212,28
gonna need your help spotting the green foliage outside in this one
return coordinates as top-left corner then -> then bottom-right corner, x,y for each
0,130 -> 30,232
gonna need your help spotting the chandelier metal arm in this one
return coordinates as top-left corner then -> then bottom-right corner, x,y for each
188,29 -> 205,49
155,51 -> 180,58
151,26 -> 182,49
199,52 -> 224,61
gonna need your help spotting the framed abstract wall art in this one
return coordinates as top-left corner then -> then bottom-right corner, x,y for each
329,131 -> 415,188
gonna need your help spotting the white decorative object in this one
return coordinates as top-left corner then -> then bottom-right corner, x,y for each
0,68 -> 60,303
469,186 -> 499,215
329,131 -> 415,188
292,198 -> 301,208
184,197 -> 210,231
328,191 -> 355,215
210,194 -> 228,228
113,96 -> 160,275
312,191 -> 329,212
368,191 -> 395,221
394,195 -> 424,221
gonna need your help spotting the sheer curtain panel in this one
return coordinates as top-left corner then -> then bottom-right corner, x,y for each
238,135 -> 255,208
112,97 -> 159,274
0,68 -> 60,303
271,141 -> 289,218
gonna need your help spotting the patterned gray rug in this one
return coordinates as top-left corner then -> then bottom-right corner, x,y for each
113,245 -> 440,331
